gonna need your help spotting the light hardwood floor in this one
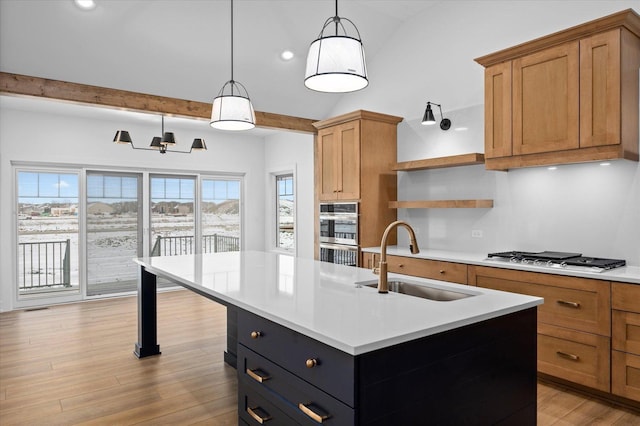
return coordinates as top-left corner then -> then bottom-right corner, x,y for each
1,290 -> 639,425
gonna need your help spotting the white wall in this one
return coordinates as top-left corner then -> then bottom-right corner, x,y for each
0,98 -> 271,311
263,132 -> 315,259
330,1 -> 640,266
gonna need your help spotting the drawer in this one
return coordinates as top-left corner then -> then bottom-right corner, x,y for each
470,266 -> 610,335
612,283 -> 640,313
368,253 -> 467,284
237,309 -> 355,406
537,323 -> 610,392
612,350 -> 640,402
613,310 -> 640,355
239,383 -> 298,426
239,344 -> 355,425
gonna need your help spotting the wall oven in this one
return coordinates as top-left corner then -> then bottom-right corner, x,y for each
319,202 -> 359,266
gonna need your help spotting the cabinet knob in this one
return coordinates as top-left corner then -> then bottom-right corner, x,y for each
439,270 -> 445,274
250,331 -> 262,339
305,358 -> 318,368
398,264 -> 404,268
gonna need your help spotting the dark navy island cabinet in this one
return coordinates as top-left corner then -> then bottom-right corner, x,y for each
236,308 -> 537,425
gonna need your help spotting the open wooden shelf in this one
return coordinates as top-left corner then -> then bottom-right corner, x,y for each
393,153 -> 485,171
390,200 -> 494,209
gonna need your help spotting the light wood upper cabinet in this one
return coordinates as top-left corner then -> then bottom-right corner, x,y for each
484,62 -> 512,158
476,9 -> 640,170
513,41 -> 580,156
580,30 -> 621,148
317,120 -> 360,200
313,110 -> 403,255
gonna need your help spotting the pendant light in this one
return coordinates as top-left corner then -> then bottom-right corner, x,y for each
210,0 -> 256,131
113,115 -> 207,154
305,0 -> 368,93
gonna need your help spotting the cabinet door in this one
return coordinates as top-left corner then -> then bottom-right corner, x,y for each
337,121 -> 360,200
513,42 -> 579,155
484,61 -> 512,158
317,122 -> 360,201
580,30 -> 620,148
318,127 -> 339,201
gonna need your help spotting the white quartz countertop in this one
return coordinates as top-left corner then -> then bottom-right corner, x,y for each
135,251 -> 541,356
361,247 -> 640,285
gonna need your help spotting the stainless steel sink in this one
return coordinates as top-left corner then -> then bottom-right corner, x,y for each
357,280 -> 474,301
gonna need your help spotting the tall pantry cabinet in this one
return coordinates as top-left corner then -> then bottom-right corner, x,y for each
313,110 -> 402,262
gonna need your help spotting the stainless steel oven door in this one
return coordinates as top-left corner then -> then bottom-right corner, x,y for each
319,215 -> 358,245
319,243 -> 359,267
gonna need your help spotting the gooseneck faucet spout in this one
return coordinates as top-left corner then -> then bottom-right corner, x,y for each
373,221 -> 420,293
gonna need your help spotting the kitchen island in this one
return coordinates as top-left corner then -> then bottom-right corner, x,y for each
134,251 -> 542,425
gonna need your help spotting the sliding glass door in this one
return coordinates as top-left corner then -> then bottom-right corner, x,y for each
150,175 -> 196,256
16,170 -> 80,296
86,172 -> 142,296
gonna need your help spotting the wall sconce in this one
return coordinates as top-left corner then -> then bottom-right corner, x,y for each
113,116 -> 207,154
421,102 -> 452,130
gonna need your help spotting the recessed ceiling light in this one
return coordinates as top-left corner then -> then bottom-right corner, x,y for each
281,50 -> 294,61
74,0 -> 96,10
547,166 -> 557,171
600,162 -> 611,166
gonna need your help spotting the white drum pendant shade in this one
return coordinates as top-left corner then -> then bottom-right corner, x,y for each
305,35 -> 368,93
210,91 -> 256,131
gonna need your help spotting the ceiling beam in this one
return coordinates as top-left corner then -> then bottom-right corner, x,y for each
0,72 -> 318,134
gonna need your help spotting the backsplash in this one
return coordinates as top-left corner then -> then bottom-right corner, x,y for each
395,105 -> 640,266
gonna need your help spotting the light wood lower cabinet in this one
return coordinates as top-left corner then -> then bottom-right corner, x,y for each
538,323 -> 610,392
612,283 -> 640,402
365,253 -> 467,284
612,351 -> 640,402
469,266 -> 610,335
469,265 -> 612,393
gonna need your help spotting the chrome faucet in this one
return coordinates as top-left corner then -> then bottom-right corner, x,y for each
373,221 -> 420,293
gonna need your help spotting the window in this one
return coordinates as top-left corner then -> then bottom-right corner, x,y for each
86,172 -> 142,296
150,176 -> 196,256
16,170 -> 80,296
276,173 -> 294,251
13,166 -> 244,304
201,178 -> 241,253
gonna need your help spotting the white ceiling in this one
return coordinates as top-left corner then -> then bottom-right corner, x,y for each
0,0 -> 440,122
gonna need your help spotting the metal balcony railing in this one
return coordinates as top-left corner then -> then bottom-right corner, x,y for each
151,234 -> 240,257
18,239 -> 71,291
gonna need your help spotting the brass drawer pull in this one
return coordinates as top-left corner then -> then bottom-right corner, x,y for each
298,402 -> 330,423
246,368 -> 270,383
250,331 -> 262,339
305,358 -> 318,368
247,406 -> 272,424
556,351 -> 580,361
556,300 -> 581,309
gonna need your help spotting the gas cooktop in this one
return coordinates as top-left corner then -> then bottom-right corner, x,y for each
487,251 -> 626,273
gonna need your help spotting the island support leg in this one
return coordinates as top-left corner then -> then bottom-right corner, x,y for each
134,266 -> 161,358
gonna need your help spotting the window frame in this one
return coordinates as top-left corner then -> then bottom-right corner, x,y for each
269,166 -> 297,255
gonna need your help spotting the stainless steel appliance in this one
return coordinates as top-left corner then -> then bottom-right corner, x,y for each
487,251 -> 626,273
319,243 -> 359,267
319,202 -> 359,266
